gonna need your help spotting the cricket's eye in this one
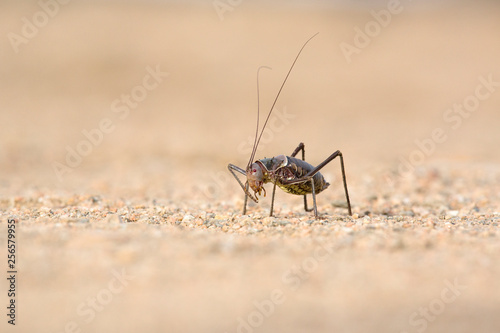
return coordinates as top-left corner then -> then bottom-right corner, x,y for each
253,169 -> 257,173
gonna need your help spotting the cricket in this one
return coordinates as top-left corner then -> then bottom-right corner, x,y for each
228,33 -> 353,219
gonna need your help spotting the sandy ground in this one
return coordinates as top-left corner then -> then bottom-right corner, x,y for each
1,1 -> 500,332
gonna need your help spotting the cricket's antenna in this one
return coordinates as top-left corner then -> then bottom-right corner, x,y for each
247,32 -> 319,169
247,66 -> 272,170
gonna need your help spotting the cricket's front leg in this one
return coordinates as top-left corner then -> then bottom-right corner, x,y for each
228,163 -> 258,215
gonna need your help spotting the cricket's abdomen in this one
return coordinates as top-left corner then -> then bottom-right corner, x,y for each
273,156 -> 330,195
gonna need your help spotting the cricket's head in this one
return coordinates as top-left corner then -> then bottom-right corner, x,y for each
246,163 -> 266,201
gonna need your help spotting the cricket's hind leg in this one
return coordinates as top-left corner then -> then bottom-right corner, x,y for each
290,143 -> 352,217
290,142 -> 314,214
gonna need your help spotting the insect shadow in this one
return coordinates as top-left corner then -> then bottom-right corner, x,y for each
228,33 -> 352,219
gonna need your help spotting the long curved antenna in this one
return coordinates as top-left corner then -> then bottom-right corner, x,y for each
247,32 -> 319,168
247,66 -> 272,170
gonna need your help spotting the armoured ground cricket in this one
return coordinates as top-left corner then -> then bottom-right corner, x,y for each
228,33 -> 352,219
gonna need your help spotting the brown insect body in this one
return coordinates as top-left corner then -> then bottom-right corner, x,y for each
250,155 -> 329,198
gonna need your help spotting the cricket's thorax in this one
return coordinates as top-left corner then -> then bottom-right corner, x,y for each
255,155 -> 330,196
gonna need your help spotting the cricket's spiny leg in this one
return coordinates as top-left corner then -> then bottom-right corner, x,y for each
228,163 -> 251,215
243,182 -> 249,215
282,150 -> 352,216
311,178 -> 318,218
290,142 -> 305,158
269,182 -> 277,217
312,150 -> 352,216
291,142 -> 313,212
338,152 -> 353,216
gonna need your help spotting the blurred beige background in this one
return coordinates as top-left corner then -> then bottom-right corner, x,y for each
0,1 -> 499,332
1,0 -> 499,198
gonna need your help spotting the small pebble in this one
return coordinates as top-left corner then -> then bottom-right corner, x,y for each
182,214 -> 195,223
